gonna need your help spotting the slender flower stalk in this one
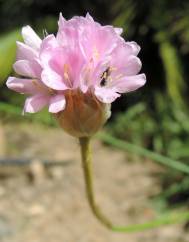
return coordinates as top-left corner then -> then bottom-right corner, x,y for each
79,136 -> 189,232
79,137 -> 113,228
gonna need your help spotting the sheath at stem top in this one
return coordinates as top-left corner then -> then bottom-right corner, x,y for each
6,13 -> 146,137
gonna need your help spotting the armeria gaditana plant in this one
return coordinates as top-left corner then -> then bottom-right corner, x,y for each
10,13 -> 184,232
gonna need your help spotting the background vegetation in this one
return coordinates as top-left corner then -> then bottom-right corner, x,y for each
1,0 -> 189,214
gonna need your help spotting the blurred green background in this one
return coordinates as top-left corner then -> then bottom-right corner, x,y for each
1,0 -> 189,212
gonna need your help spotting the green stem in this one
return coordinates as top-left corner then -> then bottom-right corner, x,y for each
79,137 -> 189,232
79,137 -> 113,229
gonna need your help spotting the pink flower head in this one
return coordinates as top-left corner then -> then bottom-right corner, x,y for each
6,13 -> 146,137
41,13 -> 146,103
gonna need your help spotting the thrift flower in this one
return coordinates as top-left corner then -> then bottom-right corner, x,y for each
7,13 -> 146,137
6,13 -> 148,230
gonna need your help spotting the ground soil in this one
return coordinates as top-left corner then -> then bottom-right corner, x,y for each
0,122 -> 188,242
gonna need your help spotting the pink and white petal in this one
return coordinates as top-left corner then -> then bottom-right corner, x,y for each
66,49 -> 85,88
16,41 -> 38,61
124,56 -> 142,75
57,15 -> 85,46
79,66 -> 90,93
58,12 -> 66,29
111,41 -> 141,65
49,94 -> 66,113
41,69 -> 68,90
39,34 -> 58,67
114,74 -> 146,93
85,13 -> 94,22
41,46 -> 85,88
40,34 -> 58,52
57,24 -> 79,48
112,56 -> 142,77
79,24 -> 117,62
79,61 -> 95,93
94,86 -> 120,104
80,82 -> 89,93
22,26 -> 42,50
6,77 -> 38,94
13,60 -> 41,78
23,94 -> 49,113
111,42 -> 139,68
114,27 -> 123,35
95,26 -> 118,57
126,41 -> 141,55
40,46 -> 72,77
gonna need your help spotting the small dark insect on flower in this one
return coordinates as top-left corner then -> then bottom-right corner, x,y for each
100,67 -> 111,86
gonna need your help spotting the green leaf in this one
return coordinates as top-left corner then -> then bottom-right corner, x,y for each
158,39 -> 186,106
97,132 -> 189,174
0,29 -> 22,85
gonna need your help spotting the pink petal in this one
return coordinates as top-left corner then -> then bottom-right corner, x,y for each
58,13 -> 66,29
39,34 -> 58,67
114,27 -> 123,35
6,77 -> 38,94
23,94 -> 49,113
41,46 -> 84,89
114,74 -> 146,93
57,15 -> 85,47
124,56 -> 142,75
112,56 -> 142,77
94,86 -> 120,103
126,41 -> 141,55
49,94 -> 66,113
16,41 -> 38,61
13,60 -> 41,78
22,26 -> 41,50
97,27 -> 118,56
41,69 -> 68,90
80,25 -> 117,61
85,13 -> 94,21
79,60 -> 95,93
57,24 -> 79,48
64,48 -> 85,88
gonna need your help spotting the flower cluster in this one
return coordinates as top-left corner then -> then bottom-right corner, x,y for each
7,13 -> 146,137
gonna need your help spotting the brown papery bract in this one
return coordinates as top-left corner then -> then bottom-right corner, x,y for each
54,89 -> 111,137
